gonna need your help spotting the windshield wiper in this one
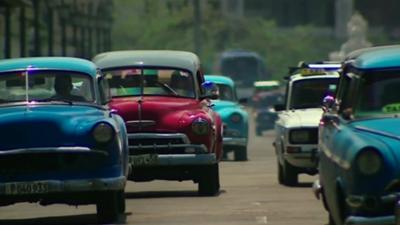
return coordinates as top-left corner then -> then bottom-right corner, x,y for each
157,82 -> 178,95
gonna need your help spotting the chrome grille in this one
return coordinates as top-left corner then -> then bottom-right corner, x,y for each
127,133 -> 191,155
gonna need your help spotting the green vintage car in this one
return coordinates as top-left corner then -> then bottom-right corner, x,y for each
205,75 -> 249,161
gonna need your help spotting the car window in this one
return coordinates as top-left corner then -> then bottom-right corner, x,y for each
254,92 -> 284,109
0,70 -> 94,103
215,83 -> 235,101
104,68 -> 195,98
355,70 -> 400,117
289,78 -> 338,109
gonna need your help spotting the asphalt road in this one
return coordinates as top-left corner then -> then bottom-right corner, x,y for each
0,114 -> 328,225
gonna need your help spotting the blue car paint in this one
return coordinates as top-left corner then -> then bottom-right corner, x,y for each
319,46 -> 400,225
0,57 -> 128,207
0,57 -> 97,75
205,75 -> 249,151
212,100 -> 249,136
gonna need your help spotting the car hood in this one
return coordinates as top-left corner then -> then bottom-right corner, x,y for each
279,108 -> 323,128
110,96 -> 205,132
0,104 -> 104,150
352,118 -> 400,139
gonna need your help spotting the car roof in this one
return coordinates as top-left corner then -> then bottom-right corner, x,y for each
289,72 -> 340,83
93,50 -> 200,74
205,75 -> 234,86
220,50 -> 261,59
0,57 -> 97,76
253,80 -> 280,87
346,45 -> 400,70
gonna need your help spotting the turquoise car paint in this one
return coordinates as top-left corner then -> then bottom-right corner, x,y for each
350,45 -> 400,69
0,57 -> 97,75
205,75 -> 249,161
205,75 -> 235,87
0,57 -> 128,222
318,46 -> 400,225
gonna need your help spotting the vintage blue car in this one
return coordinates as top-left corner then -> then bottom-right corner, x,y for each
205,75 -> 249,161
315,45 -> 400,225
0,57 -> 129,223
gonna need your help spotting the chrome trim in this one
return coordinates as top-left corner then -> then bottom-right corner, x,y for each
320,142 -> 351,169
0,147 -> 106,155
0,176 -> 126,194
130,144 -> 207,153
312,179 -> 322,200
346,193 -> 400,209
129,153 -> 216,167
126,120 -> 156,127
127,133 -> 190,144
345,215 -> 394,225
223,137 -> 247,147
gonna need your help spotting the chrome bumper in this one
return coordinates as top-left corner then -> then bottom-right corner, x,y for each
127,132 -> 216,166
312,179 -> 322,200
284,145 -> 318,168
0,176 -> 126,195
223,137 -> 247,147
129,153 -> 217,167
345,216 -> 394,225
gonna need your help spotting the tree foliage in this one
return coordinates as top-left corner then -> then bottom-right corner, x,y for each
111,1 -> 386,80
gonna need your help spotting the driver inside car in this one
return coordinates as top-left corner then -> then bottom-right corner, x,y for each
52,75 -> 86,102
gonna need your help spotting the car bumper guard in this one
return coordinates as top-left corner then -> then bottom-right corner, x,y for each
223,137 -> 247,147
0,176 -> 126,196
345,215 -> 394,225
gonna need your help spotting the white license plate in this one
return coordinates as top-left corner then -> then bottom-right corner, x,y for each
129,154 -> 158,166
5,182 -> 49,195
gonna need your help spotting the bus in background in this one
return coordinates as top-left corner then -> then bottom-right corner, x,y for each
215,50 -> 269,98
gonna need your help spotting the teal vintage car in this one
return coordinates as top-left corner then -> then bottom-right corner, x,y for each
0,57 -> 129,223
205,75 -> 249,161
315,45 -> 400,225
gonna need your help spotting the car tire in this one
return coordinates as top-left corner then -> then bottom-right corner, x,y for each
96,190 -> 125,223
277,160 -> 284,184
280,159 -> 298,186
198,164 -> 220,196
328,214 -> 336,225
234,146 -> 247,161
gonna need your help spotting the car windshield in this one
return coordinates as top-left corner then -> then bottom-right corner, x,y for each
215,83 -> 235,101
254,92 -> 284,109
290,78 -> 338,109
355,70 -> 400,117
104,68 -> 195,98
0,70 -> 94,104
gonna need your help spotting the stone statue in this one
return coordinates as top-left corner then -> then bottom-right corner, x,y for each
330,13 -> 373,61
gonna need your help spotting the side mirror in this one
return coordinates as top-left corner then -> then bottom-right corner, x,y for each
321,113 -> 339,125
201,81 -> 219,100
274,104 -> 285,111
322,95 -> 335,112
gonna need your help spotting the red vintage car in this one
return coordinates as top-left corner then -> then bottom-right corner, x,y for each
93,50 -> 223,195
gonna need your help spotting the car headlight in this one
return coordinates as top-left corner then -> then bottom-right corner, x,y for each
92,122 -> 115,144
191,118 -> 209,135
230,113 -> 242,123
289,129 -> 310,143
356,148 -> 382,175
